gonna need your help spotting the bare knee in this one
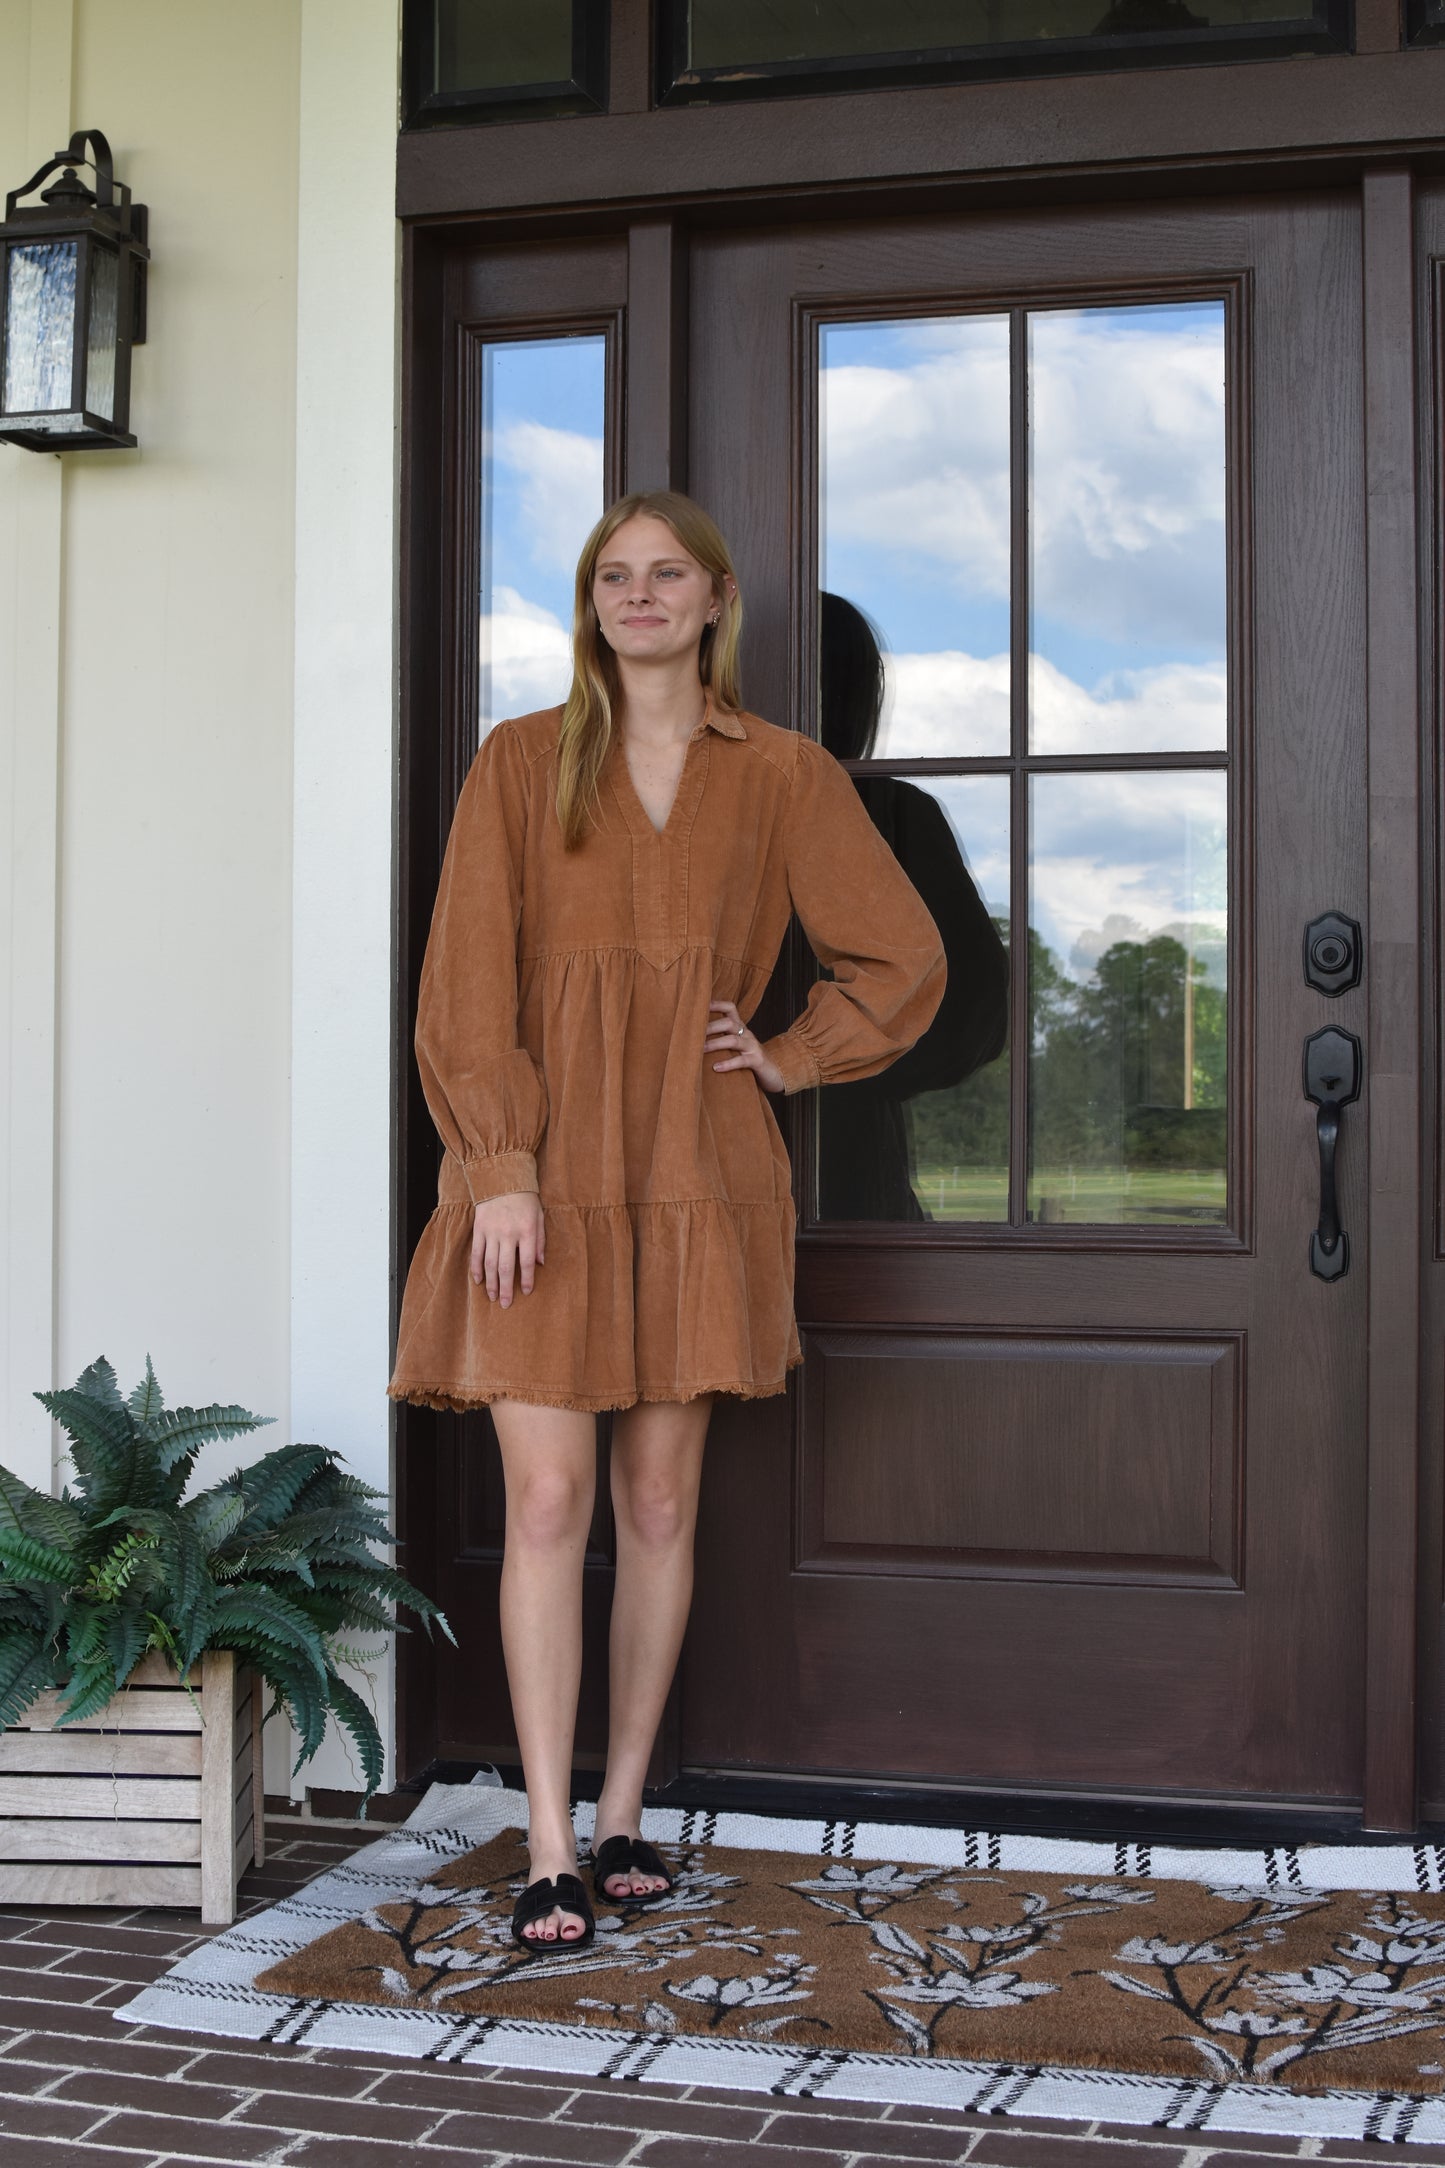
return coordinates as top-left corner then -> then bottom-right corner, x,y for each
614,1476 -> 691,1551
506,1467 -> 593,1550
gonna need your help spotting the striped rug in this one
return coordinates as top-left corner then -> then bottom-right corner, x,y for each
112,1783 -> 1445,2145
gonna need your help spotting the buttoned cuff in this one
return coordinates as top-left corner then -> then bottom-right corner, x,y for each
758,1028 -> 823,1095
461,1150 -> 539,1205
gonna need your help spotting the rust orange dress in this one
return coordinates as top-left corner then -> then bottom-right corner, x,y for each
387,694 -> 947,1414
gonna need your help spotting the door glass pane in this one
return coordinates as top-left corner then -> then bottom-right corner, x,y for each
1030,303 -> 1227,756
685,0 -> 1320,68
1029,770 -> 1227,1225
478,334 -> 605,743
820,316 -> 1010,758
817,775 -> 1010,1223
435,0 -> 573,93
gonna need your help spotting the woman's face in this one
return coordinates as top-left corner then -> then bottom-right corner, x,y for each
591,514 -> 730,671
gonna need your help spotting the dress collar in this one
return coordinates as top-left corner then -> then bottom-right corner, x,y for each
701,689 -> 747,739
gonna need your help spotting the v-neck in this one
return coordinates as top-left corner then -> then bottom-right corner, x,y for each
606,712 -> 711,844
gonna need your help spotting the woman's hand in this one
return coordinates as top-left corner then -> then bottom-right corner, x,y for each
706,1000 -> 786,1094
471,1193 -> 545,1307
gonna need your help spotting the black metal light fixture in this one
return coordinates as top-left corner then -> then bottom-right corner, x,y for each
0,129 -> 148,452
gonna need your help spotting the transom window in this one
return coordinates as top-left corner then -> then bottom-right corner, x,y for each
401,0 -> 1349,125
659,0 -> 1346,103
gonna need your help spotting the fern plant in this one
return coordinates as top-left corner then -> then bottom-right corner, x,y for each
0,1356 -> 454,1804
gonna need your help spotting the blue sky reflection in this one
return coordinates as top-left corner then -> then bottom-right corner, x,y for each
478,333 -> 605,739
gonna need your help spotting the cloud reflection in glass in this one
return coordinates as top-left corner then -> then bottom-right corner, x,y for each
477,333 -> 605,742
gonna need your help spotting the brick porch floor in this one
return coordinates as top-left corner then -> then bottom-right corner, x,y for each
0,1816 -> 1439,2168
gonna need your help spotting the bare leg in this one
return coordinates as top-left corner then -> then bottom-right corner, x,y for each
593,1393 -> 714,1898
490,1397 -> 597,1944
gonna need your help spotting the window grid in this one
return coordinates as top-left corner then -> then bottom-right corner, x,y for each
813,299 -> 1233,1236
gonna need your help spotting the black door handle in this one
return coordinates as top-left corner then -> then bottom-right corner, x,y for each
1302,1026 -> 1361,1281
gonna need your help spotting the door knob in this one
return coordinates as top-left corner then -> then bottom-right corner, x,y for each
1302,1025 -> 1361,1282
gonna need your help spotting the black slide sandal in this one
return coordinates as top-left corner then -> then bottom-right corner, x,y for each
590,1832 -> 675,1906
511,1871 -> 595,1952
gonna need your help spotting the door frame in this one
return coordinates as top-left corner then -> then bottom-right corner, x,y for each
393,148 -> 1430,1836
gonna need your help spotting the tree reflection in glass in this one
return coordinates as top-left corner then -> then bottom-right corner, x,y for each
1029,773 -> 1227,1224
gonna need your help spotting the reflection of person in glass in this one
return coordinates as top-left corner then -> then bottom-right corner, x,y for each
816,593 -> 1008,1221
389,495 -> 946,1956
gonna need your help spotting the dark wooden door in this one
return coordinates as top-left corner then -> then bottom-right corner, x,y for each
679,193 -> 1372,1810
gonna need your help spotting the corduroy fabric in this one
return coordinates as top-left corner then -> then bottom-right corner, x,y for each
388,694 -> 947,1414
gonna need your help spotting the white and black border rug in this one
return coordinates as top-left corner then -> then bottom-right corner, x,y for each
111,1783 -> 1445,2145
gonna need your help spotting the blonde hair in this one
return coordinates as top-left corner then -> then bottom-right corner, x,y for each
554,491 -> 744,851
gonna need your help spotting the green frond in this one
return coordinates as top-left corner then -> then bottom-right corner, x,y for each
103,1606 -> 148,1690
0,1466 -> 87,1553
180,1483 -> 246,1555
62,1601 -> 112,1671
301,1589 -> 399,1637
34,1386 -> 137,1517
166,1583 -> 216,1674
0,1583 -> 48,1623
82,1532 -> 160,1603
232,1508 -> 394,1575
209,1583 -> 330,1684
161,1517 -> 212,1643
143,1614 -> 204,1720
315,1470 -> 387,1507
234,1534 -> 316,1587
149,1402 -> 272,1484
212,1444 -> 330,1543
92,1505 -> 172,1538
0,1633 -> 57,1730
307,1563 -> 455,1645
324,1668 -> 384,1801
0,1528 -> 79,1587
255,1657 -> 328,1766
54,1662 -> 120,1727
127,1356 -> 165,1428
72,1357 -> 123,1409
325,1639 -> 389,1670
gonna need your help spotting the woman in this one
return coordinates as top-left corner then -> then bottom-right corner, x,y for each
389,491 -> 947,1954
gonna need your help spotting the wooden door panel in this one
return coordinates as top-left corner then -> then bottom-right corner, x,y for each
796,1330 -> 1241,1585
684,192 -> 1369,1807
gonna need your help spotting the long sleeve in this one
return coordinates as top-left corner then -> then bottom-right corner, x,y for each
860,777 -> 1008,1101
756,733 -> 948,1096
414,720 -> 548,1204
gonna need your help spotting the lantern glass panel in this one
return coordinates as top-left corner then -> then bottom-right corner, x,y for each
3,238 -> 77,414
85,242 -> 119,423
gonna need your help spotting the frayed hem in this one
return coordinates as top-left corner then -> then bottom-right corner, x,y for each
387,1380 -> 630,1414
387,1353 -> 803,1418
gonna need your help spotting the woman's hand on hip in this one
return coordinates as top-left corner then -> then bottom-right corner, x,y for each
471,1194 -> 545,1307
706,1000 -> 786,1095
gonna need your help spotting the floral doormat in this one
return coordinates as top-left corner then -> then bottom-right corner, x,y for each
113,1784 -> 1445,2144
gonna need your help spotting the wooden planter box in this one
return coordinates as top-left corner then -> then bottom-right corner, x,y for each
0,1649 -> 264,1924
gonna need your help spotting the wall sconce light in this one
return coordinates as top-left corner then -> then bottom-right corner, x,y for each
0,129 -> 148,452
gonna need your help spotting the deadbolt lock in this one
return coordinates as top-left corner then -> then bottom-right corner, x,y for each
1303,912 -> 1362,997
